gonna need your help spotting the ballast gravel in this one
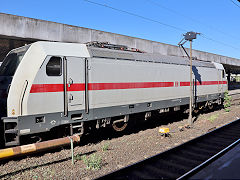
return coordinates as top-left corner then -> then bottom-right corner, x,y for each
1,104 -> 240,180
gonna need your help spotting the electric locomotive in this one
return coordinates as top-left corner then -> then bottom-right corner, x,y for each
0,41 -> 227,147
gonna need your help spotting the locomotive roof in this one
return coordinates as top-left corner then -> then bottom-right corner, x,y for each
23,42 -> 217,69
88,47 -> 216,69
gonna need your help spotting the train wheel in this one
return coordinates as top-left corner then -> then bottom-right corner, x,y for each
112,121 -> 128,132
208,103 -> 214,111
208,104 -> 214,110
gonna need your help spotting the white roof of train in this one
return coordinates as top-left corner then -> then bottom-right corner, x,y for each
19,41 -> 220,69
32,41 -> 90,57
88,47 -> 216,68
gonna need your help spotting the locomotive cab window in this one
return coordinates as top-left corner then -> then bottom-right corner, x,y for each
46,57 -> 62,76
0,45 -> 29,76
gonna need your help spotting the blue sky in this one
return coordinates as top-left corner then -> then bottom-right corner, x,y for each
1,0 -> 240,59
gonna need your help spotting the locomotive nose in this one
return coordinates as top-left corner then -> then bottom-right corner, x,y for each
0,76 -> 12,119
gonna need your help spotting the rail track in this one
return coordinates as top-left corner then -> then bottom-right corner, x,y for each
98,118 -> 240,179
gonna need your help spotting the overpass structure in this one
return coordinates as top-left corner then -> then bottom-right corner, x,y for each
0,12 -> 240,76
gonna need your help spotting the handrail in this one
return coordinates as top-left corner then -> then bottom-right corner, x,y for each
19,80 -> 28,115
85,58 -> 89,114
63,56 -> 68,117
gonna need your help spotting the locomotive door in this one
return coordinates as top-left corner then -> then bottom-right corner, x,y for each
218,69 -> 223,93
65,57 -> 84,112
220,70 -> 223,92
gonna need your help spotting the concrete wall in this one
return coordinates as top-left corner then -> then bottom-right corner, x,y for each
0,38 -> 32,61
0,12 -> 239,69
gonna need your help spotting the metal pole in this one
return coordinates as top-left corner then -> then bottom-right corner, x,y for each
70,137 -> 74,165
188,40 -> 193,126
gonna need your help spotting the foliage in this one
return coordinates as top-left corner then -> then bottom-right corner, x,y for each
102,143 -> 110,151
208,114 -> 219,123
74,154 -> 83,161
224,108 -> 231,112
82,154 -> 102,170
224,91 -> 232,112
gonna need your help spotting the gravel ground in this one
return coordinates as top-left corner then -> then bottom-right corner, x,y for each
0,103 -> 240,179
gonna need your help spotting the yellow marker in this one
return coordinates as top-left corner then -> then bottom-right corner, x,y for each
159,127 -> 170,134
0,148 -> 14,158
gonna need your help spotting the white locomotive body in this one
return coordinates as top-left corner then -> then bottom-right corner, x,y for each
0,42 -> 227,146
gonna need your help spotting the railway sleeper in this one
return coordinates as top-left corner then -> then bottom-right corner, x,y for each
186,145 -> 220,156
131,165 -> 164,179
196,141 -> 226,149
224,125 -> 240,131
148,159 -> 186,175
155,158 -> 192,172
180,146 -> 215,157
177,149 -> 211,160
130,167 -> 161,179
220,126 -> 240,132
220,128 -> 240,134
213,134 -> 239,142
168,154 -> 202,167
200,140 -> 233,149
204,135 -> 237,143
223,129 -> 240,135
193,142 -> 224,152
217,131 -> 240,138
144,163 -> 181,179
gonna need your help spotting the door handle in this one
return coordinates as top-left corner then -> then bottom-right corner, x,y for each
68,78 -> 73,88
20,80 -> 28,115
69,94 -> 73,103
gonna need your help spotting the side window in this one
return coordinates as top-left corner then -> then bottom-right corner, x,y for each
46,57 -> 62,76
222,70 -> 225,78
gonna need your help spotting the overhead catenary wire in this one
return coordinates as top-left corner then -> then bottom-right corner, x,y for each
200,34 -> 240,51
84,0 -> 240,53
230,0 -> 240,8
146,0 -> 240,41
83,0 -> 187,32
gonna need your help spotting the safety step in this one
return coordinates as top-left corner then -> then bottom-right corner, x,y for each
5,141 -> 19,147
70,122 -> 84,136
5,129 -> 18,134
72,125 -> 83,128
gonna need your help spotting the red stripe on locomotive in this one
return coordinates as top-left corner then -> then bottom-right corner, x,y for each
30,81 -> 227,93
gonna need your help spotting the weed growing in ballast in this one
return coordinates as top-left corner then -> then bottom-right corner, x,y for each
224,91 -> 232,112
83,154 -> 102,170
